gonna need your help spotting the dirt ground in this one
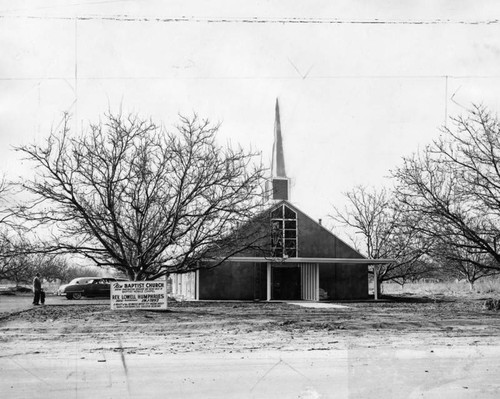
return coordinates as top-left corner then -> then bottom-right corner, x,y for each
2,294 -> 500,398
2,294 -> 500,354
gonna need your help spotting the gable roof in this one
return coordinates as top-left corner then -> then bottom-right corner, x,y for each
269,200 -> 367,260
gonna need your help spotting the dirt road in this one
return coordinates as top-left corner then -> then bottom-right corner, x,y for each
3,342 -> 500,398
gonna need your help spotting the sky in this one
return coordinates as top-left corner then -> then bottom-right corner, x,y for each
2,0 -> 500,240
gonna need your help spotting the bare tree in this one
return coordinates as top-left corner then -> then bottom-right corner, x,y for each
331,186 -> 430,292
393,105 -> 500,273
0,177 -> 31,283
0,231 -> 30,283
0,239 -> 95,285
389,259 -> 433,289
15,112 -> 267,281
433,240 -> 499,290
56,263 -> 103,284
0,245 -> 55,285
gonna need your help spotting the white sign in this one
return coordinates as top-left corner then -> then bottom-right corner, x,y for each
110,281 -> 167,310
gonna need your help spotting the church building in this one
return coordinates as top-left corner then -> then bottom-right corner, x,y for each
171,100 -> 390,301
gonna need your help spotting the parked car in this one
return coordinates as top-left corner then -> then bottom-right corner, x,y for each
57,277 -> 96,296
62,277 -> 126,300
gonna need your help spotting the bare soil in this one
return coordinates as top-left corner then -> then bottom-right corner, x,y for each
2,294 -> 500,357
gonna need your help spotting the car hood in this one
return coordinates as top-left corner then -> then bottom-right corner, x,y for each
58,284 -> 69,292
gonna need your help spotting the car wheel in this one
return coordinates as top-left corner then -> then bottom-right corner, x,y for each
72,292 -> 82,300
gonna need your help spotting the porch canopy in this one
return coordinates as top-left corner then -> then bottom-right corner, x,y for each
221,256 -> 393,264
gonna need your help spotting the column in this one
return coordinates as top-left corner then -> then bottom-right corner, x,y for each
267,263 -> 272,301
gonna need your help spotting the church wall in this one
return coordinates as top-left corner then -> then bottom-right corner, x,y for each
296,207 -> 368,299
199,262 -> 267,300
319,263 -> 369,300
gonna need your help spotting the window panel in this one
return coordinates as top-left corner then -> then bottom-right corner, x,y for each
271,235 -> 283,247
271,220 -> 283,230
271,206 -> 283,219
284,220 -> 296,229
274,248 -> 283,257
285,248 -> 297,257
284,206 -> 296,219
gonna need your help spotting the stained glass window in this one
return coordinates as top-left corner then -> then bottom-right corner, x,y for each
271,204 -> 297,257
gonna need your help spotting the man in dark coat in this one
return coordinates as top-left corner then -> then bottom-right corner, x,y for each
33,273 -> 41,305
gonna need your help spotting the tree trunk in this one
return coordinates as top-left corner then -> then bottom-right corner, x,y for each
126,269 -> 135,281
376,278 -> 382,299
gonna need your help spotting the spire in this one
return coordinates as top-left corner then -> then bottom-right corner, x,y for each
272,98 -> 287,178
269,98 -> 290,201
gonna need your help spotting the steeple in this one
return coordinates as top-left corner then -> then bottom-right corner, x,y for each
270,98 -> 290,201
272,98 -> 286,178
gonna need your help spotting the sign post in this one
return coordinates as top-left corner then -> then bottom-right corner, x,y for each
111,281 -> 168,310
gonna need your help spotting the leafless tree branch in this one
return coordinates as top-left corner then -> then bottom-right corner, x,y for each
14,112 -> 268,280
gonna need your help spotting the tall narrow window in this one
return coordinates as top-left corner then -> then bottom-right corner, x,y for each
271,204 -> 297,257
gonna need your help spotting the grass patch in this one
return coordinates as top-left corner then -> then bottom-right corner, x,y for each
383,277 -> 500,298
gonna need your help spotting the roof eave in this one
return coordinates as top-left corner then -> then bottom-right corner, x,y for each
206,256 -> 395,264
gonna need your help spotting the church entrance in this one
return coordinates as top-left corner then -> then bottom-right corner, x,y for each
272,266 -> 301,300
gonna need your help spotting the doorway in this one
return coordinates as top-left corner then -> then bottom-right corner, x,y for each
272,266 -> 301,300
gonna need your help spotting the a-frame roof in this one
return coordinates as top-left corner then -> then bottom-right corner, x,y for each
269,199 -> 366,259
218,199 -> 393,264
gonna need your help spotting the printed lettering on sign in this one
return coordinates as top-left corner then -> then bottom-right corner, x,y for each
111,281 -> 168,310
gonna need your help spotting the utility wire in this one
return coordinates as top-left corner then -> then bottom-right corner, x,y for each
2,75 -> 500,81
0,14 -> 500,25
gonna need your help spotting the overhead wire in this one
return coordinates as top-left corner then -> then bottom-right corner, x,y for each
0,14 -> 499,25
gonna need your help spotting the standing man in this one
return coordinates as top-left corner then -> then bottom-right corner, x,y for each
33,273 -> 41,305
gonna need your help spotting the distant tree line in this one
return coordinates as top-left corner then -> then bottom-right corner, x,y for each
333,105 -> 500,291
0,250 -> 99,286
